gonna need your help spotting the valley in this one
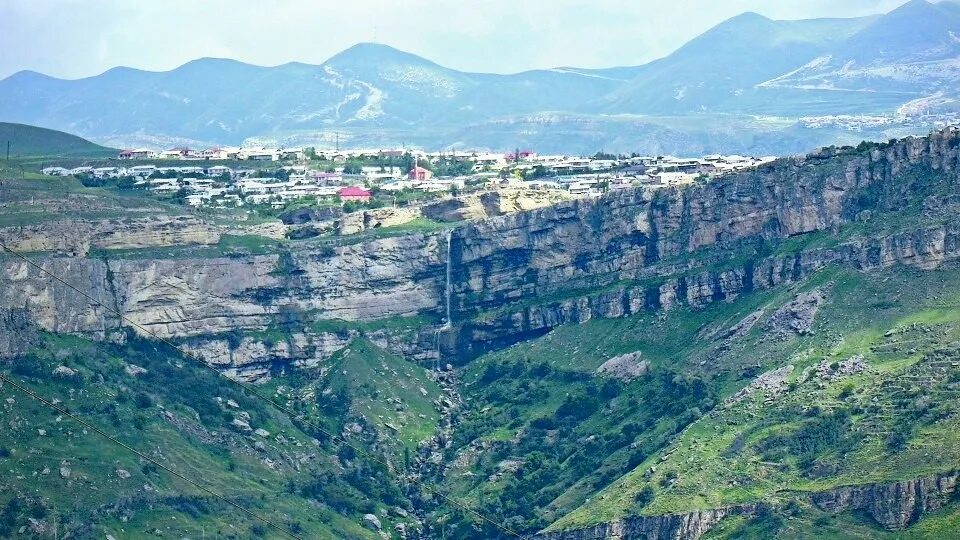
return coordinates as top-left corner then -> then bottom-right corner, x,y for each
2,124 -> 960,538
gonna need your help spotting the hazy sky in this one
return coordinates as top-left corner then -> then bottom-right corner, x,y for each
0,0 -> 917,80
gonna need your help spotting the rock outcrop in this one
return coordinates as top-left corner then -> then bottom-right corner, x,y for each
534,505 -> 759,540
812,471 -> 959,530
536,471 -> 959,539
596,352 -> 650,381
0,216 -> 221,256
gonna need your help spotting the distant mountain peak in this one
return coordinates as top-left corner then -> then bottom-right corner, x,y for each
325,42 -> 436,67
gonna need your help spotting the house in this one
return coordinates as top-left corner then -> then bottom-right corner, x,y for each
182,178 -> 214,191
206,165 -> 233,178
338,186 -> 372,202
202,148 -> 233,160
243,148 -> 280,161
148,178 -> 181,193
657,172 -> 697,186
380,180 -> 415,192
310,171 -> 343,185
315,186 -> 341,197
160,148 -> 189,159
408,166 -> 433,181
92,167 -> 120,178
621,164 -> 647,176
177,166 -> 205,176
505,150 -> 535,161
127,165 -> 157,177
524,180 -> 562,190
119,148 -> 155,159
279,148 -> 304,161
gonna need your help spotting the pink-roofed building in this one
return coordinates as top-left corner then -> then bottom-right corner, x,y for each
338,186 -> 372,202
408,166 -> 433,181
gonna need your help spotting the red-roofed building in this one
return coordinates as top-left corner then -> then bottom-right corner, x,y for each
338,186 -> 372,202
408,166 -> 433,181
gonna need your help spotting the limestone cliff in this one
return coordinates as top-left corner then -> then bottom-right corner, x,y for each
1,127 -> 959,376
533,471 -> 959,540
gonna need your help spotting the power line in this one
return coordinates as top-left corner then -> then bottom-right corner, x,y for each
0,371 -> 304,540
0,241 -> 524,539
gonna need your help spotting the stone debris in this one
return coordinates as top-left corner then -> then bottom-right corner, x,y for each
231,418 -> 252,433
719,308 -> 765,342
124,364 -> 148,377
254,428 -> 271,438
764,288 -> 828,340
115,468 -> 131,479
52,365 -> 77,378
727,364 -> 795,405
596,351 -> 650,381
362,513 -> 383,531
802,355 -> 869,383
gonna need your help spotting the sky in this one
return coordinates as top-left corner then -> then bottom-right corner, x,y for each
0,0 -> 918,80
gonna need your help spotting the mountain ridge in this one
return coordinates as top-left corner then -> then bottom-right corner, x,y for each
1,1 -> 958,154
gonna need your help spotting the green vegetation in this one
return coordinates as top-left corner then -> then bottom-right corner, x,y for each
542,264 -> 960,533
290,338 -> 443,452
0,330 -> 437,538
414,262 -> 960,537
0,122 -> 115,158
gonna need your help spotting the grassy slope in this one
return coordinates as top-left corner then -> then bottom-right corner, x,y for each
0,331 -> 440,538
431,260 -> 960,537
544,264 -> 960,532
0,122 -> 115,157
432,272 -> 815,535
268,337 -> 443,456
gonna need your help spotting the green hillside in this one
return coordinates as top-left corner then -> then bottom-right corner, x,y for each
424,263 -> 960,539
0,122 -> 115,158
0,330 -> 429,538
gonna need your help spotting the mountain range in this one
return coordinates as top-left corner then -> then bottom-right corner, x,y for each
1,0 -> 959,154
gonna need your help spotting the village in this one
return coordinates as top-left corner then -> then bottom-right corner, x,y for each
40,144 -> 777,211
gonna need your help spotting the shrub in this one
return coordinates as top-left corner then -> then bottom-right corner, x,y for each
530,416 -> 557,430
133,391 -> 153,409
886,429 -> 909,453
632,485 -> 655,511
555,393 -> 600,421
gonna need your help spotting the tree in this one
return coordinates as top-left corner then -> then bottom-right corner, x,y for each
529,165 -> 549,179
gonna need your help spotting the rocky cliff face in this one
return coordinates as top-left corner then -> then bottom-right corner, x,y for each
0,216 -> 222,255
451,129 -> 959,315
813,471 -> 960,530
444,127 -> 960,356
534,471 -> 959,540
458,224 -> 960,356
533,505 -> 758,540
0,232 -> 447,378
2,128 -> 959,376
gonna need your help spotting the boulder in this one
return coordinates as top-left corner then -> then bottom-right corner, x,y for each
596,352 -> 650,381
362,513 -> 383,531
52,365 -> 77,378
